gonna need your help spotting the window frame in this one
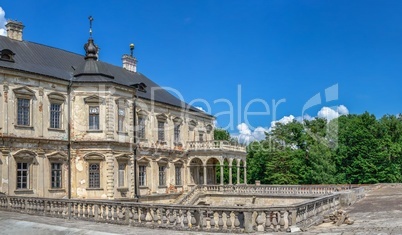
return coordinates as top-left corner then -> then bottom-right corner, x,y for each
84,95 -> 104,132
175,165 -> 182,186
158,165 -> 166,187
88,162 -> 101,189
50,162 -> 63,189
16,162 -> 30,189
48,93 -> 65,130
139,165 -> 147,187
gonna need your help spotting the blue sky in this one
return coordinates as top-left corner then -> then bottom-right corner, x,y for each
1,1 -> 401,140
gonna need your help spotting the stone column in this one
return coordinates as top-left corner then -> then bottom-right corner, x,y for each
203,165 -> 207,185
243,164 -> 247,185
229,165 -> 233,185
220,165 -> 224,185
236,164 -> 240,185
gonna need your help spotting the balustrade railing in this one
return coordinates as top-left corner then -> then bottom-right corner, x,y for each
176,184 -> 354,205
186,140 -> 246,153
0,188 -> 352,233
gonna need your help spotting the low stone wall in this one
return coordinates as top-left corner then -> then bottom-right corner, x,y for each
0,185 -> 364,233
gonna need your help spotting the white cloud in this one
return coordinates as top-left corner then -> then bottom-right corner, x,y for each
0,7 -> 6,36
231,105 -> 349,145
317,105 -> 349,121
235,123 -> 268,144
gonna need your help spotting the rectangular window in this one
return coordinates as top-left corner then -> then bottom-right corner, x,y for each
138,117 -> 145,139
51,163 -> 62,188
88,163 -> 100,188
118,107 -> 125,132
158,165 -> 166,186
89,106 -> 100,130
175,166 -> 182,186
139,165 -> 146,186
199,133 -> 204,142
17,162 -> 29,189
17,98 -> 30,126
118,163 -> 125,187
50,103 -> 62,129
174,124 -> 180,143
158,121 -> 165,142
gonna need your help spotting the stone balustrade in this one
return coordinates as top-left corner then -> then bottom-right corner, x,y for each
186,140 -> 246,153
0,186 -> 360,233
176,184 -> 356,205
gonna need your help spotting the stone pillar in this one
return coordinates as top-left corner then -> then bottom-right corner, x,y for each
220,165 -> 224,185
236,164 -> 240,185
106,154 -> 114,199
0,148 -> 10,195
203,165 -> 207,185
37,149 -> 46,197
229,165 -> 233,185
243,164 -> 247,185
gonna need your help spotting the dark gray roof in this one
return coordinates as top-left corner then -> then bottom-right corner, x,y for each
0,36 -> 209,115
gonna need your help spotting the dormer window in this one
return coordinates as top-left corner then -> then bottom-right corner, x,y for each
0,49 -> 15,62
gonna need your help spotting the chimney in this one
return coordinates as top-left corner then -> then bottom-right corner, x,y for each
5,20 -> 24,41
122,43 -> 137,72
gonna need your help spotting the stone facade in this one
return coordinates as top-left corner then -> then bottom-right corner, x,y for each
0,20 -> 246,200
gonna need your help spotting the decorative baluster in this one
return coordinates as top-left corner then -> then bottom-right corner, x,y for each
234,212 -> 241,231
84,204 -> 89,218
152,208 -> 159,226
101,205 -> 106,220
265,211 -> 272,231
78,203 -> 83,218
182,209 -> 189,228
140,208 -> 147,224
190,210 -> 196,229
118,205 -> 124,222
73,203 -> 78,218
226,211 -> 232,230
287,210 -> 292,227
175,209 -> 181,228
256,211 -> 265,231
88,204 -> 93,219
169,209 -> 176,227
218,211 -> 224,230
133,207 -> 139,224
201,210 -> 208,230
161,208 -> 168,225
107,205 -> 112,220
279,210 -> 286,231
209,211 -> 216,230
113,205 -> 118,222
272,211 -> 278,231
144,207 -> 151,225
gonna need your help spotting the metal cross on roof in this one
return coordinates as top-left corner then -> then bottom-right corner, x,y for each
88,16 -> 94,37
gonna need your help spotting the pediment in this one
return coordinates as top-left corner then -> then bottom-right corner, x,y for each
115,154 -> 131,162
156,113 -> 168,121
83,152 -> 105,161
173,117 -> 183,125
13,86 -> 35,97
13,149 -> 37,161
137,109 -> 148,117
84,95 -> 105,104
46,151 -> 67,161
48,92 -> 65,102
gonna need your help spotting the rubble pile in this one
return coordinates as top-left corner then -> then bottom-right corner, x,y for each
323,209 -> 354,226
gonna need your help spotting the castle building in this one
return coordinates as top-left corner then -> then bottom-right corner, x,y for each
0,20 -> 246,200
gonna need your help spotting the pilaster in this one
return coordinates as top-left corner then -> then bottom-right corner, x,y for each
106,153 -> 114,199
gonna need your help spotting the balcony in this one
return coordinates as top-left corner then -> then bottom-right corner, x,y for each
186,140 -> 247,153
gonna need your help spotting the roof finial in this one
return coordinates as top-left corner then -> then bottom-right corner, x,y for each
130,43 -> 135,57
89,16 -> 94,37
